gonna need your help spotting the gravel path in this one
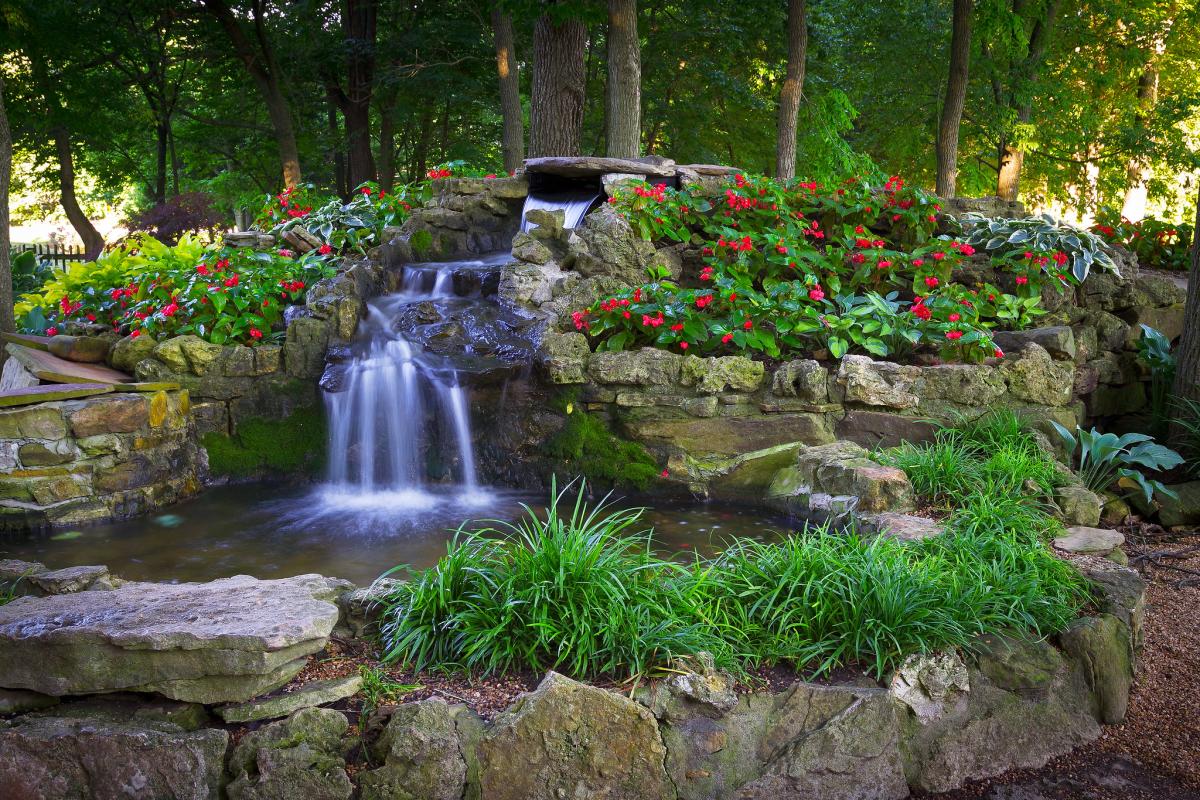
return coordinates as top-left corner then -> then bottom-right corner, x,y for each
928,529 -> 1200,799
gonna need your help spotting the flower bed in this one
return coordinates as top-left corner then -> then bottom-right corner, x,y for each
571,174 -> 1117,363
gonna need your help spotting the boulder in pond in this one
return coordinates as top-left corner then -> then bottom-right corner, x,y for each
0,574 -> 348,704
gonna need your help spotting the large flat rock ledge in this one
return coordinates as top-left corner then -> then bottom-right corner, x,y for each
0,574 -> 347,704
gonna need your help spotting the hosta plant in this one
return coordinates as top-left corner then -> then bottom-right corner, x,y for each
956,212 -> 1117,282
1050,422 -> 1183,503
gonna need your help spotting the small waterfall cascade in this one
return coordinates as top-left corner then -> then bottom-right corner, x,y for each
323,263 -> 485,503
520,192 -> 601,232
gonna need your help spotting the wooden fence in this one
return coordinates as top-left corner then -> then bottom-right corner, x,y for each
12,242 -> 88,269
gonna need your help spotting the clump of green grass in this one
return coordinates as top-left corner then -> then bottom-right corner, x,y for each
376,474 -> 1087,682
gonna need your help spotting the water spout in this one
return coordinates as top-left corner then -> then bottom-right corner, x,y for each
520,192 -> 601,232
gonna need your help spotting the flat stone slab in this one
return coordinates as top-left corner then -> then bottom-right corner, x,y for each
525,156 -> 675,178
1054,526 -> 1124,555
861,512 -> 945,542
0,383 -> 114,407
112,380 -> 182,392
0,573 -> 347,704
217,675 -> 363,723
0,332 -> 52,351
5,343 -> 131,385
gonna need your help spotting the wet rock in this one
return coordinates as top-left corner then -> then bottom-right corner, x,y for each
1060,614 -> 1133,724
0,715 -> 227,800
478,672 -> 673,800
1000,343 -> 1074,406
537,331 -> 591,384
677,442 -> 807,501
1054,526 -> 1124,556
227,707 -> 351,800
837,356 -> 922,410
108,333 -> 157,372
1054,485 -> 1103,527
217,675 -> 363,724
285,316 -> 332,379
0,574 -> 346,704
359,697 -> 468,800
681,355 -> 765,394
993,326 -> 1077,361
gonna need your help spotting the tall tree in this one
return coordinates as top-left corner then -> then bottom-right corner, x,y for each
774,0 -> 807,179
203,0 -> 303,188
1174,188 -> 1200,403
1120,11 -> 1178,222
491,7 -> 525,171
605,0 -> 640,158
328,0 -> 379,188
936,0 -> 972,197
994,0 -> 1062,201
529,7 -> 587,157
0,75 -> 13,342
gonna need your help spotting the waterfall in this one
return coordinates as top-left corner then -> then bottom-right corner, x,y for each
322,261 -> 483,506
520,192 -> 601,232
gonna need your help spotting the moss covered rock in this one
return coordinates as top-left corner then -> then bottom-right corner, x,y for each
359,698 -> 469,800
227,707 -> 352,800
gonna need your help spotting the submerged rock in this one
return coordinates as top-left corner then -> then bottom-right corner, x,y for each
0,574 -> 346,704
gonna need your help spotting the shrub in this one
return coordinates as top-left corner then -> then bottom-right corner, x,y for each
16,234 -> 337,345
126,192 -> 225,244
258,182 -> 425,256
573,174 -> 1080,364
1093,211 -> 1193,272
954,211 -> 1118,282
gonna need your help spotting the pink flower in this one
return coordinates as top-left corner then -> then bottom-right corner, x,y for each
946,330 -> 963,341
46,326 -> 58,336
249,327 -> 263,340
924,276 -> 940,288
318,244 -> 333,255
948,312 -> 961,322
809,288 -> 825,301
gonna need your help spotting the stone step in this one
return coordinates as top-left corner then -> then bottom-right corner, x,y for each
0,332 -> 52,351
5,343 -> 131,385
216,675 -> 364,723
0,383 -> 115,407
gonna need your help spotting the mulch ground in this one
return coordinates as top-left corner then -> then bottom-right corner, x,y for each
927,526 -> 1200,800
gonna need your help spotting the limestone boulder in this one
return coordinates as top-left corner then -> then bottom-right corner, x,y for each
0,574 -> 347,703
1054,484 -> 1103,527
837,356 -> 922,410
227,707 -> 352,800
681,355 -> 765,395
1157,480 -> 1200,527
1000,343 -> 1074,406
571,205 -> 657,285
771,359 -> 829,402
622,410 -> 835,458
992,326 -> 1077,361
47,335 -> 111,364
588,347 -> 684,387
1060,614 -> 1134,724
767,441 -> 915,516
1053,526 -> 1124,556
67,394 -> 149,437
108,333 -> 157,373
359,697 -> 469,800
217,675 -> 363,724
0,715 -> 227,800
537,331 -> 591,384
477,672 -> 673,800
889,651 -> 970,724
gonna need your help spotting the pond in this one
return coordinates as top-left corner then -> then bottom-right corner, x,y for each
0,483 -> 792,585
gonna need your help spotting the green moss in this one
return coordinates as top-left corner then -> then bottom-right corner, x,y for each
202,406 -> 326,478
410,229 -> 434,255
543,404 -> 659,491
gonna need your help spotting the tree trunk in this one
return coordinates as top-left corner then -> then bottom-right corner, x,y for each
529,11 -> 587,157
1120,64 -> 1160,222
774,0 -> 807,180
377,94 -> 397,193
936,0 -> 972,197
342,0 -> 378,188
0,76 -> 14,341
605,0 -> 641,158
203,0 -> 302,187
153,122 -> 169,204
1173,187 -> 1200,403
491,8 -> 525,172
995,0 -> 1061,201
53,129 -> 105,260
326,91 -> 348,198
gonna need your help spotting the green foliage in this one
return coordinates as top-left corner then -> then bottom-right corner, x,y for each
202,407 -> 326,478
255,182 -> 427,256
377,480 -> 1087,682
1050,422 -> 1184,504
357,665 -> 421,713
1094,212 -> 1195,272
9,249 -> 54,296
1135,325 -> 1176,428
542,405 -> 660,491
16,235 -> 336,346
955,212 -> 1118,283
1169,397 -> 1200,478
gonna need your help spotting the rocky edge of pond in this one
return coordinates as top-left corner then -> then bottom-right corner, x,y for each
0,552 -> 1147,800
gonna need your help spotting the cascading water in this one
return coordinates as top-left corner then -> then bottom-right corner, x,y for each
317,192 -> 598,516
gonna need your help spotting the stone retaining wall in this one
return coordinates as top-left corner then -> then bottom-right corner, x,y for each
0,556 -> 1147,800
0,388 -> 200,530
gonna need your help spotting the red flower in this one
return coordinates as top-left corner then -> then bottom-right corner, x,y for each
318,244 -> 333,255
278,249 -> 294,258
249,328 -> 263,340
722,333 -> 734,344
948,312 -> 961,322
809,287 -> 825,301
162,302 -> 179,317
1015,276 -> 1029,285
660,469 -> 670,478
197,264 -> 210,275
912,258 -> 924,267
946,330 -> 963,341
924,276 -> 939,288
361,186 -> 372,195
130,330 -> 141,339
670,323 -> 685,332
680,342 -> 689,350
743,319 -> 753,329
994,347 -> 1005,358
46,326 -> 58,336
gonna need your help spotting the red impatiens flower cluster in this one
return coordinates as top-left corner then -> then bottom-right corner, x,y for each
426,167 -> 453,180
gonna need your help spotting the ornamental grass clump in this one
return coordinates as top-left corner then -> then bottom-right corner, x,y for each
377,471 -> 1088,682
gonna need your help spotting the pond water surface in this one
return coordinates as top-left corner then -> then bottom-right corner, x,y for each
1,484 -> 791,585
